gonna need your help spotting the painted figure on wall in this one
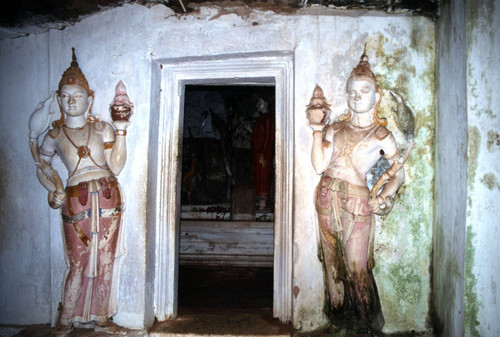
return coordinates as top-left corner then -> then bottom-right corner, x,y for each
28,49 -> 132,334
307,52 -> 413,330
251,97 -> 275,210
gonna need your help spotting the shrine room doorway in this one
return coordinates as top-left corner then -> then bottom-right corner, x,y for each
151,53 -> 294,323
178,84 -> 275,314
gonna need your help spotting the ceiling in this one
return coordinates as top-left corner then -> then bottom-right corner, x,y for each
1,0 -> 439,30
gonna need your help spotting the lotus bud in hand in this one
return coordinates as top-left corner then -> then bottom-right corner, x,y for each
306,85 -> 331,125
110,80 -> 133,122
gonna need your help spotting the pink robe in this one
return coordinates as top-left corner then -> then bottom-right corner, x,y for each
60,176 -> 123,325
315,175 -> 383,326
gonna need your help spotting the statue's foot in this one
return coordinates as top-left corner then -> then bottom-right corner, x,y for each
49,324 -> 73,337
329,280 -> 345,308
94,321 -> 128,335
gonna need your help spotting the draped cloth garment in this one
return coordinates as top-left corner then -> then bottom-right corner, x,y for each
60,176 -> 125,325
315,175 -> 383,325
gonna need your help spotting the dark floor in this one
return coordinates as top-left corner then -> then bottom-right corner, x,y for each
178,266 -> 274,310
148,266 -> 291,336
3,266 -> 291,337
2,267 -> 433,336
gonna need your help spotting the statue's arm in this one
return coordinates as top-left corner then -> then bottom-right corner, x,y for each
37,134 -> 58,191
103,121 -> 129,176
37,134 -> 65,208
310,124 -> 334,175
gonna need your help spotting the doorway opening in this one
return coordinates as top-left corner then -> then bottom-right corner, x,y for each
151,53 -> 294,323
178,85 -> 275,313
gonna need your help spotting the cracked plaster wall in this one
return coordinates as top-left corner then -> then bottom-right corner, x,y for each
0,3 -> 435,333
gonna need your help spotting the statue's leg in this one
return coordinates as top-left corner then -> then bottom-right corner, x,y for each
342,219 -> 384,328
90,184 -> 123,323
60,215 -> 91,325
319,228 -> 345,309
315,178 -> 346,309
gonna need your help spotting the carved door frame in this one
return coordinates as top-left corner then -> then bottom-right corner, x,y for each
149,52 -> 294,322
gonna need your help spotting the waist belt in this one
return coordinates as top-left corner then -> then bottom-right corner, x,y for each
65,176 -> 118,205
327,177 -> 369,198
62,203 -> 124,224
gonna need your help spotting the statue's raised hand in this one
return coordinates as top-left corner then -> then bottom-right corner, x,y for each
28,91 -> 58,142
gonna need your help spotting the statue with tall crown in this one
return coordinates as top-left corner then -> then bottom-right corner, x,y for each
28,48 -> 133,334
307,49 -> 414,331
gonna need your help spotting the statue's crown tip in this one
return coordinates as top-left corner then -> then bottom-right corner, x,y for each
70,47 -> 79,68
313,84 -> 324,97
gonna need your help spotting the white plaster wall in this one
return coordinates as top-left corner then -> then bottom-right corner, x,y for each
0,33 -> 53,325
435,0 -> 467,336
465,0 -> 500,335
0,3 -> 435,333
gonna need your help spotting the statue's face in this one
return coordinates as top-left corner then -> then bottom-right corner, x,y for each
346,78 -> 379,114
58,84 -> 92,117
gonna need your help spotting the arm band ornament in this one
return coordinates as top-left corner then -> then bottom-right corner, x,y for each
104,142 -> 114,150
39,147 -> 55,157
115,130 -> 127,136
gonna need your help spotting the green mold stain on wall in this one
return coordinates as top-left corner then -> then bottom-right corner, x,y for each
465,225 -> 481,337
486,130 -> 500,152
480,173 -> 500,191
363,27 -> 434,332
466,0 -> 496,48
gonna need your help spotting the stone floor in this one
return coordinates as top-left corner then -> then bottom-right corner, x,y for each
1,267 -> 433,337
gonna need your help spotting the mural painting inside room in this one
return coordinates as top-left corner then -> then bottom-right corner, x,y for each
181,85 -> 275,222
308,51 -> 414,331
27,49 -> 131,335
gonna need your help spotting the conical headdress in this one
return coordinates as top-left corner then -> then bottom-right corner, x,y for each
348,50 -> 378,89
58,48 -> 93,96
342,48 -> 387,126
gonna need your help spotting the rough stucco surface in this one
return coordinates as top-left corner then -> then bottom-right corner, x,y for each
465,0 -> 500,336
434,0 -> 467,336
0,4 -> 435,332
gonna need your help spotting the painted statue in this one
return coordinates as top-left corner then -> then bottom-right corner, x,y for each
251,97 -> 275,210
28,49 -> 133,334
307,52 -> 414,330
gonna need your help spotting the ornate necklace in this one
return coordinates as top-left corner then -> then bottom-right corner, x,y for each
63,124 -> 91,160
62,123 -> 106,177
